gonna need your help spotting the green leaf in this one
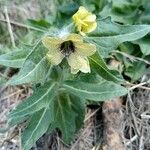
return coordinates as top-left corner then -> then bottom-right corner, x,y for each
8,115 -> 28,127
53,94 -> 76,143
133,35 -> 150,56
7,42 -> 50,85
69,94 -> 85,131
89,52 -> 124,83
100,0 -> 141,24
22,108 -> 52,150
63,80 -> 127,101
51,93 -> 85,143
58,2 -> 79,15
85,18 -> 150,57
27,19 -> 51,29
9,81 -> 57,120
47,95 -> 85,142
21,31 -> 44,46
100,0 -> 150,25
0,48 -> 30,68
124,61 -> 149,81
139,1 -> 150,24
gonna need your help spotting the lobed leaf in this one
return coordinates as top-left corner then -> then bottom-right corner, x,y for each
52,94 -> 77,143
69,95 -> 85,132
50,93 -> 85,143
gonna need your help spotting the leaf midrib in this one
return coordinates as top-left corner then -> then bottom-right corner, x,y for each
23,108 -> 48,149
87,26 -> 150,39
63,84 -> 126,96
89,57 -> 121,82
10,56 -> 46,83
10,83 -> 55,116
57,96 -> 68,138
0,59 -> 25,63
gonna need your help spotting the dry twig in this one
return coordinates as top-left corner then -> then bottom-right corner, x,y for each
4,7 -> 16,48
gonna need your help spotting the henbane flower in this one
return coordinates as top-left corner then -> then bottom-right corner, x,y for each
42,33 -> 96,74
72,6 -> 97,36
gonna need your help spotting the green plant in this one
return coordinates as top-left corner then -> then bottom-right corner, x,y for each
0,1 -> 150,150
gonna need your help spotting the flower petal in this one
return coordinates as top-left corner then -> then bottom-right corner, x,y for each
66,33 -> 83,42
84,14 -> 96,22
82,22 -> 97,33
80,58 -> 91,73
75,42 -> 96,56
73,16 -> 88,26
71,68 -> 80,74
67,53 -> 91,74
72,6 -> 97,35
73,6 -> 89,20
67,53 -> 82,70
47,51 -> 64,65
42,36 -> 63,51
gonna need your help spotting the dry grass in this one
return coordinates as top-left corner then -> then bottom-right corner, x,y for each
0,85 -> 32,150
0,81 -> 150,150
124,86 -> 150,150
0,84 -> 102,150
0,79 -> 149,150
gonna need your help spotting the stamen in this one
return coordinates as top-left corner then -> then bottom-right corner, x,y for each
60,40 -> 75,57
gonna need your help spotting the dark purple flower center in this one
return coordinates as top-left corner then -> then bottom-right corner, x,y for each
60,40 -> 75,57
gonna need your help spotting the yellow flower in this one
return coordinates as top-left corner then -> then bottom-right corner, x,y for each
72,6 -> 97,36
42,33 -> 96,74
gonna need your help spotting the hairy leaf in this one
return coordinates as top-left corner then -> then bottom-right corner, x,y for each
134,35 -> 150,56
9,81 -> 57,119
69,95 -> 85,131
100,0 -> 150,24
27,19 -> 51,29
89,52 -> 124,83
53,94 -> 76,142
8,43 -> 50,85
50,93 -> 85,143
0,48 -> 29,68
22,108 -> 52,150
8,115 -> 28,127
85,18 -> 150,57
124,61 -> 149,82
63,80 -> 127,101
100,0 -> 141,24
